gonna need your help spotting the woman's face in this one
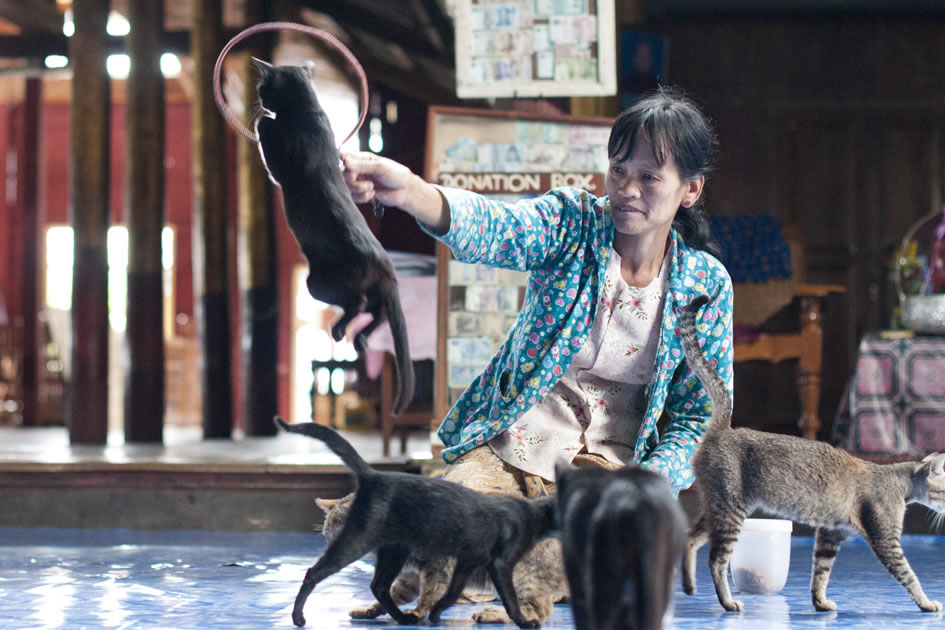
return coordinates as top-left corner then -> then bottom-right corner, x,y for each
605,136 -> 703,241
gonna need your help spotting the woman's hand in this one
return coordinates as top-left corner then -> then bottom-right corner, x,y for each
341,151 -> 451,234
341,152 -> 413,208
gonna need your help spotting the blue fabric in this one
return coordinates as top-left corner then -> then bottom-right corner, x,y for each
422,187 -> 735,494
710,215 -> 792,283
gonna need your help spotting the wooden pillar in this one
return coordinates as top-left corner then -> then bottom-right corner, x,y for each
124,0 -> 166,442
238,1 -> 278,435
69,0 -> 111,444
9,78 -> 42,427
192,0 -> 234,438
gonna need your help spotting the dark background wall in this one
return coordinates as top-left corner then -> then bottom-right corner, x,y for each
655,15 -> 944,436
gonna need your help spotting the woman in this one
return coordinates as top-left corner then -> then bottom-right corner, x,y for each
343,88 -> 733,499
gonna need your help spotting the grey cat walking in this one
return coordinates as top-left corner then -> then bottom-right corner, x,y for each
316,494 -> 568,624
678,295 -> 945,613
274,417 -> 556,628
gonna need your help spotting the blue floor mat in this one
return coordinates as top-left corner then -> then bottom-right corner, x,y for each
2,528 -> 944,629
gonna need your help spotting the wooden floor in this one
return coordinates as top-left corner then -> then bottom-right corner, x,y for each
0,424 -> 435,467
0,424 -> 435,532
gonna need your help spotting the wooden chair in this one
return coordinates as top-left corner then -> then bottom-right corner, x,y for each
379,353 -> 433,457
731,225 -> 844,440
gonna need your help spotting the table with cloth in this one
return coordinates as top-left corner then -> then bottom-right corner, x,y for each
834,333 -> 945,456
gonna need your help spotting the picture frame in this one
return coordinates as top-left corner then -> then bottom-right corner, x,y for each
454,0 -> 617,98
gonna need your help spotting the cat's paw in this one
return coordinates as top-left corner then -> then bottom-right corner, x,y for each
919,599 -> 943,612
396,611 -> 422,624
814,599 -> 837,612
520,597 -> 554,622
472,606 -> 512,624
516,620 -> 541,629
681,569 -> 697,595
349,605 -> 383,619
292,609 -> 306,627
721,598 -> 744,612
402,609 -> 427,622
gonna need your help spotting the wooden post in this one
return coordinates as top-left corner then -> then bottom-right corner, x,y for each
69,0 -> 111,444
124,0 -> 166,442
238,1 -> 278,435
8,78 -> 41,428
192,0 -> 234,438
9,78 -> 41,427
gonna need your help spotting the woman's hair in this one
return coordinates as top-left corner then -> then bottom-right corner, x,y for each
607,87 -> 720,257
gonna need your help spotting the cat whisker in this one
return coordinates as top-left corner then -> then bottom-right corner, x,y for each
248,101 -> 271,126
928,509 -> 945,534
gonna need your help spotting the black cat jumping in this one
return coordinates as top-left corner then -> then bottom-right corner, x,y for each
252,59 -> 413,414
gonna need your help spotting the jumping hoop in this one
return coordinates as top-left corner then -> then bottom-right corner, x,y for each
212,21 -> 369,146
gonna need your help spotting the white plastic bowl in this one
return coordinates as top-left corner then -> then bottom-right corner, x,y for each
730,518 -> 793,594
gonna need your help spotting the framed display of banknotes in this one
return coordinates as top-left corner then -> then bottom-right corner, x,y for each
425,106 -> 612,423
454,0 -> 617,98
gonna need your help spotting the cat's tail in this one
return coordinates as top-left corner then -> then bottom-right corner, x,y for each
273,416 -> 373,477
678,295 -> 732,432
382,279 -> 415,416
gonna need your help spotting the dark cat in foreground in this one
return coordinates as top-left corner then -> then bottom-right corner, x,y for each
274,417 -> 557,628
555,463 -> 687,630
252,59 -> 413,414
678,295 -> 945,613
316,494 -> 568,624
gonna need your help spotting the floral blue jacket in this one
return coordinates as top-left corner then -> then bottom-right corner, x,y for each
424,187 -> 734,493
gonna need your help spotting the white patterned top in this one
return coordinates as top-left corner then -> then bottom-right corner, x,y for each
489,247 -> 670,480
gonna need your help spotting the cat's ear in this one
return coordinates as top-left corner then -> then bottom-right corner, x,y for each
303,60 -> 317,80
921,453 -> 945,477
250,56 -> 274,76
315,497 -> 340,513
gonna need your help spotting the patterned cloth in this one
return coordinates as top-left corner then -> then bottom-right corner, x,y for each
834,333 -> 945,455
441,444 -> 622,499
489,247 -> 670,481
421,187 -> 734,494
709,215 -> 792,283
